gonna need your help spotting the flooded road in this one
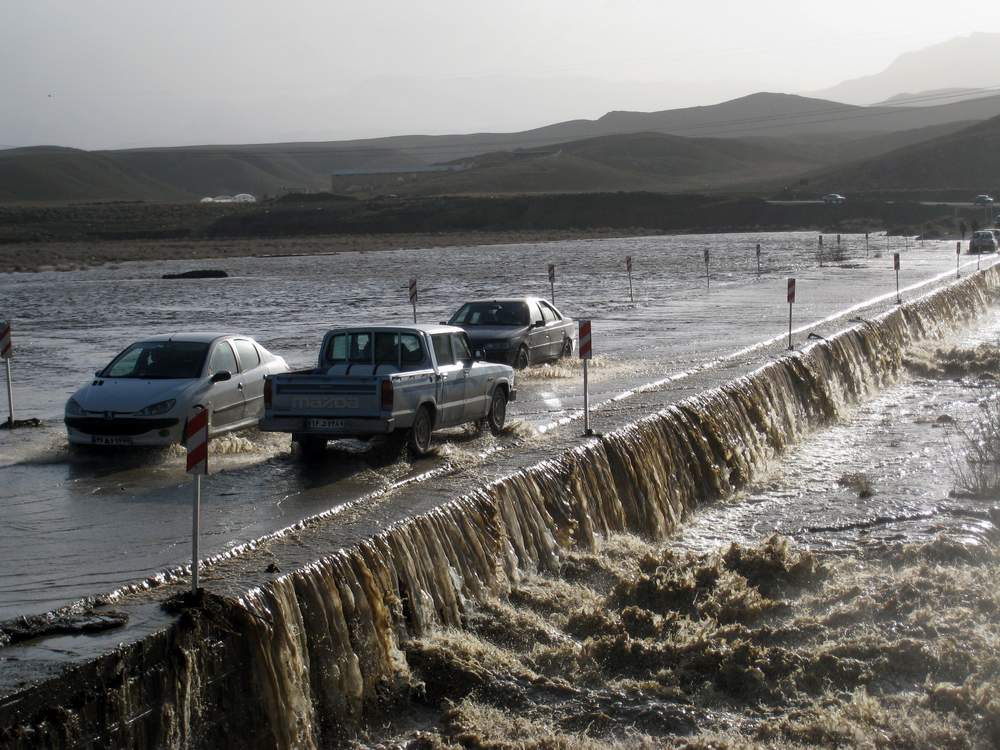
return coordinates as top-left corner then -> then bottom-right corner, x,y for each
0,232 -> 990,619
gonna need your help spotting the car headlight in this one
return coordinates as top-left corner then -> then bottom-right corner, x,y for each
133,399 -> 176,417
484,342 -> 511,351
65,398 -> 84,417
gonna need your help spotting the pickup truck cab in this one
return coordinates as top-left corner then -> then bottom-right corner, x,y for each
259,324 -> 516,457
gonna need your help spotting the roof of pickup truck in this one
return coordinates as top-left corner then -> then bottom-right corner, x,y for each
326,324 -> 464,335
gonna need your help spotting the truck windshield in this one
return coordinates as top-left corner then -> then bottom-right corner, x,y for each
449,301 -> 529,326
101,341 -> 209,379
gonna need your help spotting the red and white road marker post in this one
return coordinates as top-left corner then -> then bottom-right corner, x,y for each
956,242 -> 961,279
185,407 -> 210,594
786,278 -> 796,350
703,249 -> 710,289
818,236 -> 824,267
893,253 -> 901,304
579,319 -> 593,436
755,243 -> 761,277
408,278 -> 418,323
625,255 -> 634,303
0,320 -> 13,426
547,264 -> 556,304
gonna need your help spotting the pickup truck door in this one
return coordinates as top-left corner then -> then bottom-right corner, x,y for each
431,333 -> 467,427
451,333 -> 489,420
205,340 -> 245,431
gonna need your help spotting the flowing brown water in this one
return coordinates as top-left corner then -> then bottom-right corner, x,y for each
1,269 -> 998,749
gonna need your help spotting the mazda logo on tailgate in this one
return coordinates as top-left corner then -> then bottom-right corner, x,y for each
291,396 -> 359,410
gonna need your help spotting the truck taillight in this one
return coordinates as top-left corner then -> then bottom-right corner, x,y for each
380,379 -> 394,411
264,378 -> 272,408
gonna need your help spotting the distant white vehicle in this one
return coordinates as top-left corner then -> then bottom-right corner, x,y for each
65,334 -> 289,447
233,193 -> 257,203
199,197 -> 215,203
822,193 -> 847,205
970,230 -> 998,254
212,195 -> 235,203
974,194 -> 995,206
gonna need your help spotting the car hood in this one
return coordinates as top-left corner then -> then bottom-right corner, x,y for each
459,325 -> 530,341
71,378 -> 198,413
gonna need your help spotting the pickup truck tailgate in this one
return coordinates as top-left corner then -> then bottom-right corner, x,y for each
270,376 -> 380,417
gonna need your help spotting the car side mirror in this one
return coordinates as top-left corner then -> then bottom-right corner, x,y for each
532,320 -> 545,328
94,370 -> 103,377
474,349 -> 484,360
211,370 -> 232,383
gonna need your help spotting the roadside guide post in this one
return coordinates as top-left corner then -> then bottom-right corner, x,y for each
818,235 -> 824,267
185,407 -> 210,595
957,242 -> 961,279
1,320 -> 12,426
865,232 -> 869,258
786,278 -> 796,350
579,320 -> 593,436
548,264 -> 556,304
625,256 -> 634,303
756,243 -> 761,277
408,278 -> 418,323
703,249 -> 710,289
893,253 -> 901,304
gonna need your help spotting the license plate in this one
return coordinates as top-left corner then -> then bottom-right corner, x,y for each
91,435 -> 134,446
307,418 -> 345,430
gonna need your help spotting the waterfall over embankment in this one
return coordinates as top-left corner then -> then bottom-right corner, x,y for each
2,269 -> 997,749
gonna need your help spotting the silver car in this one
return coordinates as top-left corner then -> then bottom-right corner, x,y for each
65,333 -> 289,446
446,298 -> 576,369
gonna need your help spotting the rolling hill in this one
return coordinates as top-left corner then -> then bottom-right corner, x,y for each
3,89 -> 1000,203
806,114 -> 1000,195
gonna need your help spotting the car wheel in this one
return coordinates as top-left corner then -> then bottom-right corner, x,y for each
296,435 -> 326,461
514,346 -> 530,370
560,337 -> 573,359
407,406 -> 434,457
486,387 -> 508,436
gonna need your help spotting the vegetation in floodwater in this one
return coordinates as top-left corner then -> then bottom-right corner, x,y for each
385,532 -> 1000,749
837,472 -> 876,498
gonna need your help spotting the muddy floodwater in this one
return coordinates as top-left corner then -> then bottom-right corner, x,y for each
371,313 -> 1000,750
0,233 -> 987,619
1,232 -> 999,749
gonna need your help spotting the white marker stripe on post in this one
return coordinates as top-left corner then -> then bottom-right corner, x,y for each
578,319 -> 592,360
0,321 -> 10,360
185,408 -> 209,475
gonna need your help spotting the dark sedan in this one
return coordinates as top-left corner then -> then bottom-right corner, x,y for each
445,298 -> 575,369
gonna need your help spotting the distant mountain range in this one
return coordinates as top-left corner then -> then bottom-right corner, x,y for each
810,33 -> 1000,105
4,32 -> 1000,203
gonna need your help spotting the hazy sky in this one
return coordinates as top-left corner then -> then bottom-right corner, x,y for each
1,1 -> 996,149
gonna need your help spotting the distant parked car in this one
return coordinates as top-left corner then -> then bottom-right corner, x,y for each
970,230 -> 999,254
65,334 -> 289,446
822,193 -> 847,205
974,194 -> 995,206
446,298 -> 575,369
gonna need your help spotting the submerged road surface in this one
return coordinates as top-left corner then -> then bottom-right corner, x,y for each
0,231 -> 992,618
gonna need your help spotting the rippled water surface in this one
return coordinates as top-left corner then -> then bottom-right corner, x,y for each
0,232 -> 989,618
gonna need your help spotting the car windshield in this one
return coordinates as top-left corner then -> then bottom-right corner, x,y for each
449,301 -> 529,326
101,341 -> 210,379
974,231 -> 993,239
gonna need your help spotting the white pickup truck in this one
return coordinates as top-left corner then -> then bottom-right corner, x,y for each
259,324 -> 516,457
